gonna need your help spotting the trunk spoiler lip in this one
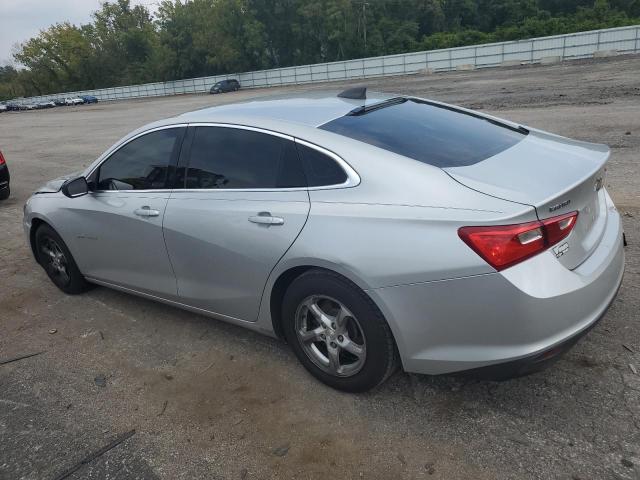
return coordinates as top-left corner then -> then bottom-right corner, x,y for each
443,129 -> 611,215
524,127 -> 610,154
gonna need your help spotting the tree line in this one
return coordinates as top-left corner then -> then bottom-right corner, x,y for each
1,0 -> 639,100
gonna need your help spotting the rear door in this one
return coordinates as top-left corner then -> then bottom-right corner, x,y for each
163,125 -> 310,322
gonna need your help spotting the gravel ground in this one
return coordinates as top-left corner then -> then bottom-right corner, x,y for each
1,54 -> 639,480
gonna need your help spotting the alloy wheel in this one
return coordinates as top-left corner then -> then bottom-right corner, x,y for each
40,236 -> 70,285
294,295 -> 367,377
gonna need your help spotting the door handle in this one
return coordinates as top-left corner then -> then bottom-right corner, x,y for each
248,212 -> 284,226
134,206 -> 160,217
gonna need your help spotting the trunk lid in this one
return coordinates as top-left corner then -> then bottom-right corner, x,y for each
445,130 -> 609,270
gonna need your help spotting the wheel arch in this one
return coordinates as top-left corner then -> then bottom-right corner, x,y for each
269,265 -> 314,339
266,261 -> 394,346
29,216 -> 51,261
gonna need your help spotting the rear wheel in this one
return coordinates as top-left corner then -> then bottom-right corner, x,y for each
35,224 -> 90,294
0,187 -> 9,200
282,270 -> 398,392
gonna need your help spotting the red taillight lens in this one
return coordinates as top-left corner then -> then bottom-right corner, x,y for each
0,151 -> 5,165
542,211 -> 578,245
458,211 -> 578,271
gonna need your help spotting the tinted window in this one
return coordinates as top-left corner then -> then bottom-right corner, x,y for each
186,127 -> 306,189
97,128 -> 181,190
296,143 -> 347,187
320,99 -> 526,168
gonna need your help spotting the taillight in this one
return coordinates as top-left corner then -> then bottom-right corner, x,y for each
0,151 -> 5,165
458,211 -> 578,271
542,211 -> 578,245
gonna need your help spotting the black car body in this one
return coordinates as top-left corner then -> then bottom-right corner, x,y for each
0,150 -> 9,200
209,79 -> 241,94
53,98 -> 66,106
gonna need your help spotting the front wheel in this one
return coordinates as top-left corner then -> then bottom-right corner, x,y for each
282,270 -> 398,392
35,224 -> 91,294
0,187 -> 9,200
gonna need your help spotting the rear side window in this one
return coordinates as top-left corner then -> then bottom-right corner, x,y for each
295,143 -> 347,187
185,127 -> 306,189
319,99 -> 526,168
97,128 -> 181,190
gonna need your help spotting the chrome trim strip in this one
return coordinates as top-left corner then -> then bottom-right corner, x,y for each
92,190 -> 173,195
186,122 -> 294,141
88,121 -> 361,194
169,187 -> 308,193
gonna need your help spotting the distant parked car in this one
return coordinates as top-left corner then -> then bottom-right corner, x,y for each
81,95 -> 98,104
0,150 -> 10,200
209,79 -> 240,94
4,102 -> 20,111
24,103 -> 38,110
53,98 -> 66,106
38,101 -> 56,109
65,97 -> 84,106
0,104 -> 7,113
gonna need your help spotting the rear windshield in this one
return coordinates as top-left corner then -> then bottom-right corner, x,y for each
319,99 -> 526,168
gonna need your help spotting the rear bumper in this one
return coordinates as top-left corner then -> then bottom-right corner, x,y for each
455,270 -> 622,380
369,193 -> 625,375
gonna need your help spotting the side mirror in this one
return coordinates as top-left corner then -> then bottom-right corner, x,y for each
61,176 -> 89,198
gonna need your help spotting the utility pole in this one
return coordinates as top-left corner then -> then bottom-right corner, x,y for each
362,2 -> 369,53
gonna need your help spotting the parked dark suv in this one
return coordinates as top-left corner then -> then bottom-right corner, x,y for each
209,79 -> 241,94
0,150 -> 10,200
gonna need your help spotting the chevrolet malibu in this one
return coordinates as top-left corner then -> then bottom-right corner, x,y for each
23,89 -> 625,392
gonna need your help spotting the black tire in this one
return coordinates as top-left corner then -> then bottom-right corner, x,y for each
0,187 -> 9,200
35,224 -> 91,294
282,269 -> 398,392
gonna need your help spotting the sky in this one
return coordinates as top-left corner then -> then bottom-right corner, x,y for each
0,0 -> 160,65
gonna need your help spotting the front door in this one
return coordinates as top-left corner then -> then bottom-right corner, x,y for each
68,127 -> 185,297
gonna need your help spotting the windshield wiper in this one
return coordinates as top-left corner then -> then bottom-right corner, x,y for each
347,97 -> 407,116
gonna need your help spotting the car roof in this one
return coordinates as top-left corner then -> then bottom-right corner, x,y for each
178,91 -> 394,128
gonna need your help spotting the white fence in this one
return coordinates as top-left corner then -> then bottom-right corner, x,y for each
12,25 -> 640,104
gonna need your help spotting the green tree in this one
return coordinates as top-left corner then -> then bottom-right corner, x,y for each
2,0 -> 640,100
90,0 -> 158,85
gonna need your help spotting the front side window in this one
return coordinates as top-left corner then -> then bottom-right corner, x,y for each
185,127 -> 306,189
97,128 -> 181,190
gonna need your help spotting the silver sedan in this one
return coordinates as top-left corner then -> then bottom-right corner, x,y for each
23,89 -> 625,392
